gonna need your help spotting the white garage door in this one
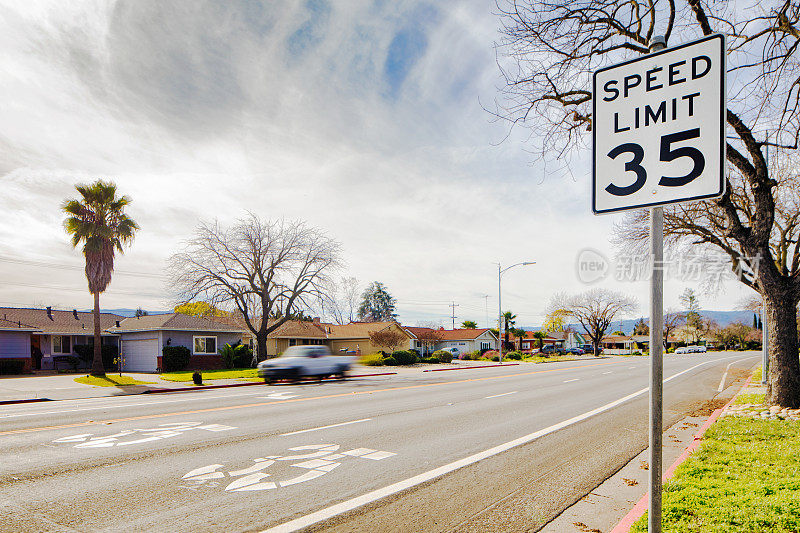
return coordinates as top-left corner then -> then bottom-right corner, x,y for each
121,338 -> 159,372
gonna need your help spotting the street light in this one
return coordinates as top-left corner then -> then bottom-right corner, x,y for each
498,261 -> 536,362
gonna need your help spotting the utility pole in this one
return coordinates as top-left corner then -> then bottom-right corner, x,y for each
449,302 -> 459,329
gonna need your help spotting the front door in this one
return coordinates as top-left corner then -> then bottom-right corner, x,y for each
30,335 -> 42,370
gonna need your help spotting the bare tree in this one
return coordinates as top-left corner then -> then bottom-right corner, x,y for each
551,289 -> 637,356
495,1 -> 800,405
326,276 -> 361,325
168,214 -> 340,361
368,328 -> 407,354
414,328 -> 443,356
663,309 -> 685,348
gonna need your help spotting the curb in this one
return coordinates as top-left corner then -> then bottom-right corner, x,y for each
610,375 -> 753,533
0,397 -> 52,406
143,371 -> 399,394
423,363 -> 520,372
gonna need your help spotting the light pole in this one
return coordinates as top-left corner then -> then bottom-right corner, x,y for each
498,261 -> 536,362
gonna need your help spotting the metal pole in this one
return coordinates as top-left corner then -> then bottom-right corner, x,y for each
648,35 -> 666,533
498,264 -> 503,362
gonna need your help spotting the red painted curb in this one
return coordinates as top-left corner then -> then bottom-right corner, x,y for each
423,363 -> 520,372
143,371 -> 398,394
610,375 -> 753,533
0,397 -> 52,406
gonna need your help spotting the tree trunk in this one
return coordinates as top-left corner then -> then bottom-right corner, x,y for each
257,333 -> 268,363
91,291 -> 105,376
764,293 -> 800,407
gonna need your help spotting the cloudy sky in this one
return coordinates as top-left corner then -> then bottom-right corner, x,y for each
0,0 -> 756,327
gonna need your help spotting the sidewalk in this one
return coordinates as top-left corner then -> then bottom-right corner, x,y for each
540,364 -> 753,533
0,359 -> 528,404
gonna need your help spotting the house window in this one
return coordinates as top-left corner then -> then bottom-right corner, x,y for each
480,341 -> 491,350
52,335 -> 71,355
289,339 -> 297,347
193,336 -> 217,354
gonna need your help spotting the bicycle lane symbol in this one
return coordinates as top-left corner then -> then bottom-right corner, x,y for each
51,422 -> 236,448
180,444 -> 397,492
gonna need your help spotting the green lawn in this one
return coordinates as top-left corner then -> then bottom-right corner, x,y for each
631,401 -> 800,531
74,375 -> 156,387
159,368 -> 259,382
523,355 -> 582,364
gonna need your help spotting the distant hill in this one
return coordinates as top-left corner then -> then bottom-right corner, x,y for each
89,308 -> 171,317
521,310 -> 758,335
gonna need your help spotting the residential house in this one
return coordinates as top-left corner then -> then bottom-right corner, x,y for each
265,319 -> 328,356
325,322 -> 413,355
601,334 -> 635,354
108,313 -> 249,372
404,327 -> 498,355
0,307 -> 123,372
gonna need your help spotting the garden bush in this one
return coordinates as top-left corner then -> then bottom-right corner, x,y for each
491,355 -> 500,362
432,350 -> 452,363
162,345 -> 191,371
391,350 -> 417,365
422,356 -> 440,364
74,344 -> 120,370
219,342 -> 251,369
360,353 -> 384,366
192,371 -> 203,385
461,350 -> 482,360
0,360 -> 25,374
505,351 -> 523,360
382,356 -> 397,366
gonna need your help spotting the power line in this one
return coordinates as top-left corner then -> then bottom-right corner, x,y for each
0,257 -> 166,279
1,280 -> 164,298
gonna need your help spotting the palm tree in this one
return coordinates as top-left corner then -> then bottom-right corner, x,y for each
502,311 -> 516,351
63,181 -> 139,376
532,330 -> 546,349
461,320 -> 477,329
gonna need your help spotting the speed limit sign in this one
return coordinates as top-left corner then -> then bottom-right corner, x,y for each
592,34 -> 725,214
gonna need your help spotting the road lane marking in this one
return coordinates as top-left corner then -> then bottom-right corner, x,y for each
484,391 -> 518,399
0,391 -> 268,420
280,418 -> 371,436
260,357 -> 754,533
51,422 -> 236,448
602,371 -> 613,375
0,361 -> 622,436
717,356 -> 756,392
260,392 -> 300,400
628,366 -> 636,369
563,378 -> 579,383
1,357 -> 751,437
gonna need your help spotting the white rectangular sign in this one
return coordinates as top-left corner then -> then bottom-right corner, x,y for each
592,34 -> 725,214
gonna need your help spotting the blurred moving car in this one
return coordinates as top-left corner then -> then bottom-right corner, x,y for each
566,347 -> 585,355
257,346 -> 354,383
675,345 -> 707,354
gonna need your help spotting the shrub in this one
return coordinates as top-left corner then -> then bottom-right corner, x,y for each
432,350 -> 453,363
162,346 -> 191,371
409,348 -> 421,357
491,355 -> 500,362
505,351 -> 523,361
219,343 -> 251,369
392,350 -> 417,365
74,344 -> 119,370
422,356 -> 440,364
0,360 -> 25,374
461,350 -> 482,361
667,347 -> 675,353
382,356 -> 397,366
360,353 -> 384,366
192,371 -> 203,385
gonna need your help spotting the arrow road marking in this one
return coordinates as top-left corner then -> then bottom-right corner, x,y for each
259,392 -> 300,400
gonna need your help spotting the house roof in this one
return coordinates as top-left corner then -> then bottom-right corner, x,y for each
602,335 -> 633,343
108,313 -> 248,333
324,321 -> 401,339
404,327 -> 496,341
268,320 -> 327,339
0,317 -> 39,332
0,307 -> 124,335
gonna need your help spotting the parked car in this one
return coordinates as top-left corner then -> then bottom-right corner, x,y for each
440,347 -> 461,358
566,347 -> 585,355
541,344 -> 565,355
674,346 -> 690,354
257,346 -> 354,383
689,345 -> 707,353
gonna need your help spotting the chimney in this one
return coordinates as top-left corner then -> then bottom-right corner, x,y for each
115,320 -> 121,328
46,306 -> 53,320
312,316 -> 321,325
73,309 -> 79,320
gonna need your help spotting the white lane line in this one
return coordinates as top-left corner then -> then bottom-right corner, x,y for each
261,359 -> 727,533
563,378 -> 579,383
484,391 -> 518,399
0,391 -> 268,420
602,371 -> 613,375
628,366 -> 636,369
280,418 -> 371,437
717,356 -> 756,392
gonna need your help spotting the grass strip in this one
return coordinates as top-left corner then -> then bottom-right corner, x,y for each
74,375 -> 155,387
159,368 -> 258,382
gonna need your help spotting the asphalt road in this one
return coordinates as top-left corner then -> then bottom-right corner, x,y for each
0,352 -> 758,532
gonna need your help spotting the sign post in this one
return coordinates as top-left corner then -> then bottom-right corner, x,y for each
592,34 -> 725,531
